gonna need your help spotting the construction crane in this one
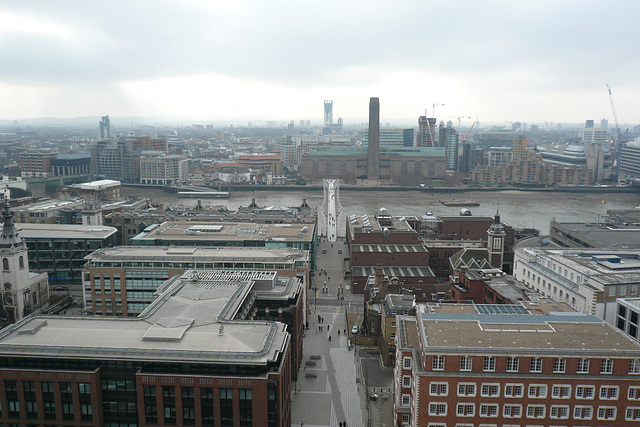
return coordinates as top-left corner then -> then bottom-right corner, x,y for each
607,84 -> 628,179
457,116 -> 471,130
432,103 -> 444,117
462,117 -> 479,143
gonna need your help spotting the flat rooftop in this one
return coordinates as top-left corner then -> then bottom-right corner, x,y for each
0,270 -> 289,365
347,214 -> 415,234
132,221 -> 315,243
86,246 -> 309,263
16,223 -> 117,240
419,304 -> 640,353
552,221 -> 640,248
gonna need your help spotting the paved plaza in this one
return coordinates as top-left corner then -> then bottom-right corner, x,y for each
291,238 -> 394,427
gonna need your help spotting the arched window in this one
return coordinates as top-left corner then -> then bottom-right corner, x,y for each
19,256 -> 24,269
2,258 -> 8,271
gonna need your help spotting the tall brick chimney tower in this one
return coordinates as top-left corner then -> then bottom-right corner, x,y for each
367,97 -> 380,179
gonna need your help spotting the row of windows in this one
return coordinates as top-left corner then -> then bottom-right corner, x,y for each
427,402 -> 624,420
430,355 -> 637,374
90,261 -> 297,270
432,381 -> 627,400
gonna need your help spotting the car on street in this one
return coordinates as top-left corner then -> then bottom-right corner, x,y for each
352,325 -> 359,335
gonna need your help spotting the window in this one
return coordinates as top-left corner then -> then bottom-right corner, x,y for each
401,394 -> 410,405
505,357 -> 519,372
553,358 -> 566,373
460,356 -> 472,371
626,407 -> 640,421
549,405 -> 569,419
483,356 -> 496,372
551,385 -> 571,398
481,383 -> 500,397
629,386 -> 640,400
432,356 -> 445,371
630,359 -> 640,374
401,413 -> 410,424
577,358 -> 590,373
573,405 -> 593,420
429,382 -> 448,396
402,376 -> 411,388
428,403 -> 447,416
457,383 -> 476,397
601,358 -> 613,374
530,357 -> 542,372
597,406 -> 617,420
456,403 -> 475,417
528,384 -> 547,398
2,258 -> 8,271
479,403 -> 498,417
503,404 -> 522,418
19,256 -> 24,269
526,404 -> 545,418
504,383 -> 524,398
403,357 -> 412,369
576,385 -> 595,399
600,385 -> 619,400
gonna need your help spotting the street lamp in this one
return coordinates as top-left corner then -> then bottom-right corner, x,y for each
313,286 -> 318,309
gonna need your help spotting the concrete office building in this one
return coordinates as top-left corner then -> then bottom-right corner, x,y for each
99,115 -> 111,139
394,302 -> 640,426
139,151 -> 188,185
616,297 -> 640,342
83,246 -> 309,316
50,153 -> 91,177
13,199 -> 85,224
514,248 -> 640,325
18,223 -> 117,290
620,137 -> 640,178
549,219 -> 640,248
0,269 -> 293,426
131,221 -> 317,271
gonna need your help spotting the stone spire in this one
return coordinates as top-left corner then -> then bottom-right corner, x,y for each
0,200 -> 24,249
489,206 -> 504,234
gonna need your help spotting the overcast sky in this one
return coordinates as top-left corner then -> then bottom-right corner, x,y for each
1,1 -> 638,125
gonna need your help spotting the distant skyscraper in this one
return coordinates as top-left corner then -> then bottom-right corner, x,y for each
601,118 -> 608,129
287,121 -> 295,135
440,126 -> 459,171
512,121 -> 521,131
323,100 -> 333,127
417,116 -> 437,147
367,97 -> 380,179
99,115 -> 111,139
585,119 -> 595,128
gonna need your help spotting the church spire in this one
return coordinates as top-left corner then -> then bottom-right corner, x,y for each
0,200 -> 24,249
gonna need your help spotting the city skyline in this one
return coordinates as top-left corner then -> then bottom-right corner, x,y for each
1,1 -> 638,124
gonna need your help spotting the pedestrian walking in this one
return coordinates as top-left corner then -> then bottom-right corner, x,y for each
328,335 -> 331,341
338,330 -> 340,336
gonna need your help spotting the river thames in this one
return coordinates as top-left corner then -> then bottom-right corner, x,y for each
122,187 -> 640,235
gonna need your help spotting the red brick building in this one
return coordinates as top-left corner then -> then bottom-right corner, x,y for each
0,270 -> 293,426
19,152 -> 56,178
347,210 -> 435,293
395,302 -> 640,426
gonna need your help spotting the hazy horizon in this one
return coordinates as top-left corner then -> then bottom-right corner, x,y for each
1,1 -> 638,125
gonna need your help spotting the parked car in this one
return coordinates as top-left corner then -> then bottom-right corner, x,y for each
52,286 -> 68,292
351,325 -> 359,335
